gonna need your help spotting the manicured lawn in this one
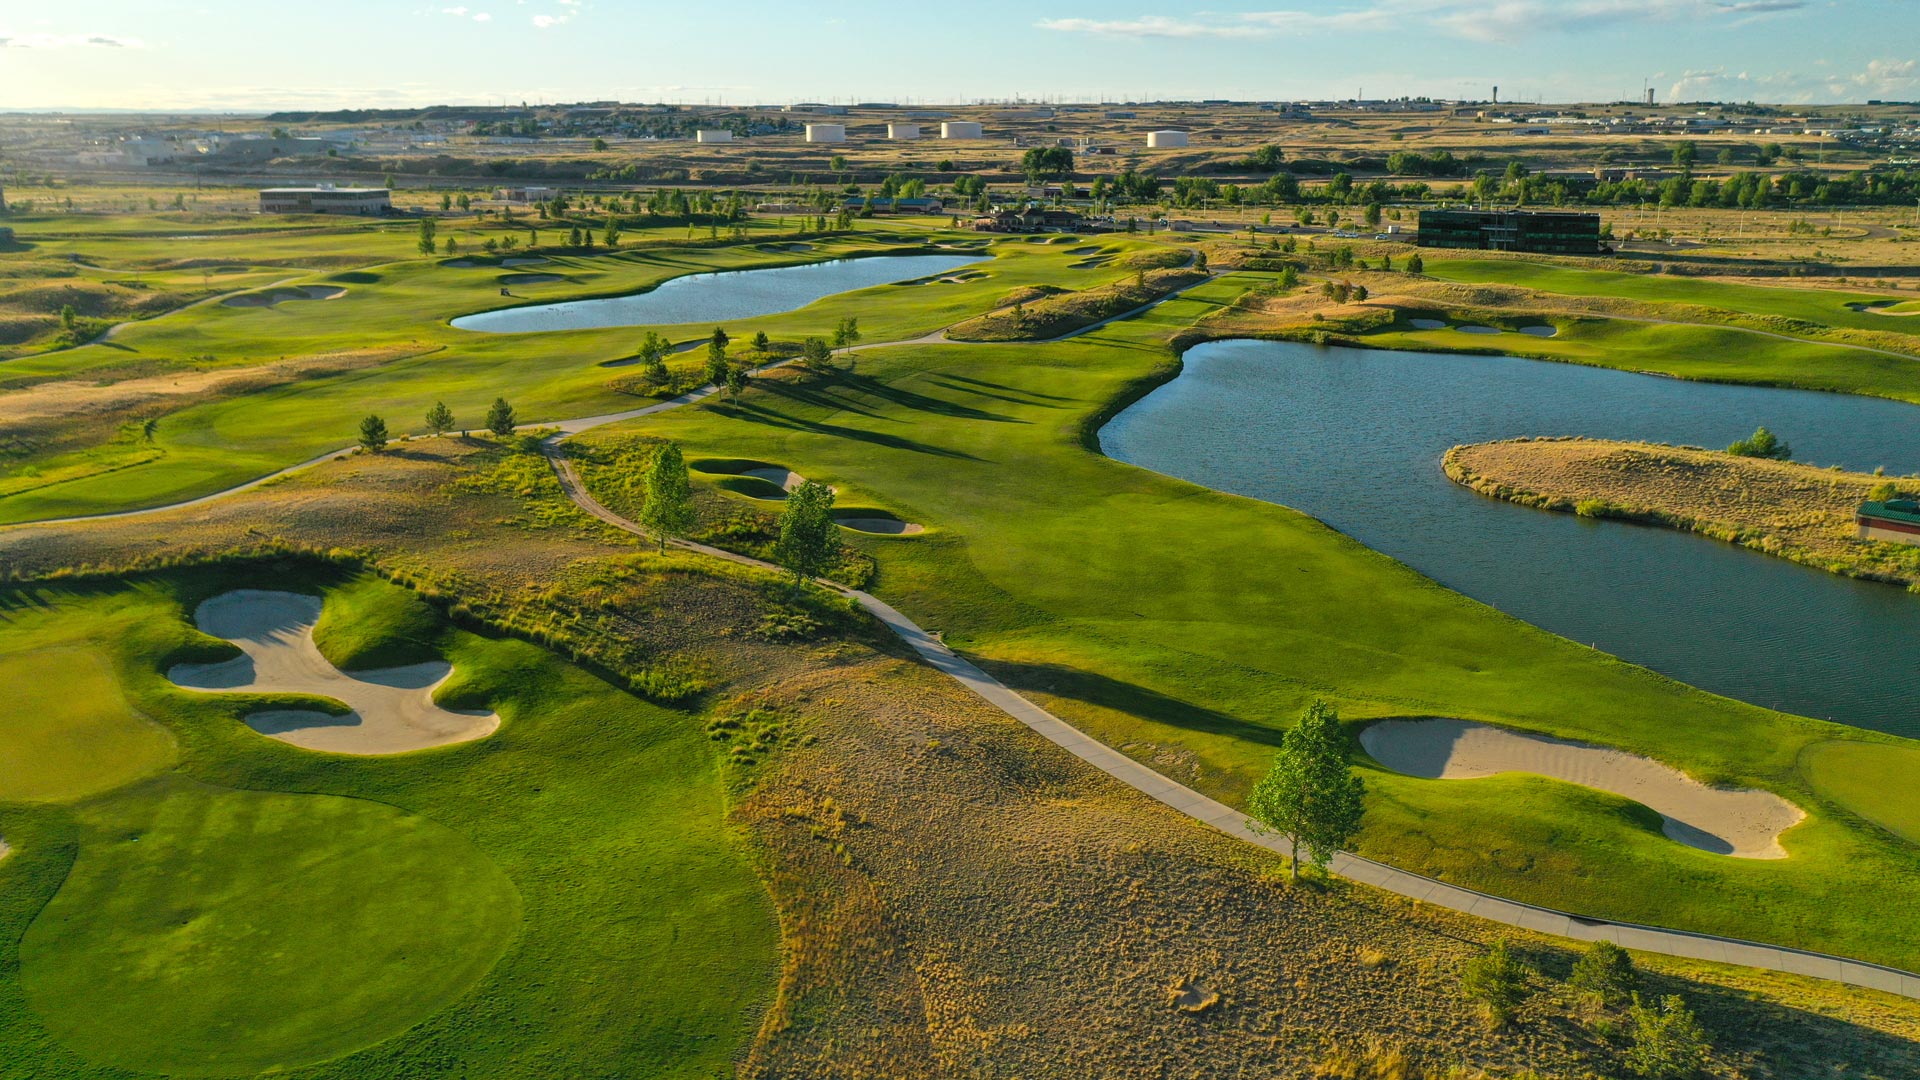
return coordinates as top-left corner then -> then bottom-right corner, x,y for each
1799,739 -> 1920,845
0,226 -> 1165,523
0,567 -> 777,1077
0,647 -> 175,803
573,278 -> 1920,970
1423,256 -> 1920,337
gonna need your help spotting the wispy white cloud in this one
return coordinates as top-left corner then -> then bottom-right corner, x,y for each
1040,0 -> 1808,45
0,31 -> 146,48
472,11 -> 492,20
531,13 -> 566,27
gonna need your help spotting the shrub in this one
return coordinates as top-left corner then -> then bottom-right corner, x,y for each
1623,994 -> 1711,1078
1460,940 -> 1533,1027
1726,426 -> 1791,460
1869,480 -> 1902,502
1568,940 -> 1637,1007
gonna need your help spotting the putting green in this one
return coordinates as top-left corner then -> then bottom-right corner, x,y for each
0,647 -> 176,803
1801,740 -> 1920,844
20,780 -> 520,1075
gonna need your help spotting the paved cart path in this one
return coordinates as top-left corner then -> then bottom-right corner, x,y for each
548,451 -> 1920,1000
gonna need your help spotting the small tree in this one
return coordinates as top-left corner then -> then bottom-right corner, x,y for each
1406,252 -> 1425,274
751,330 -> 771,352
358,413 -> 389,452
638,442 -> 696,553
1247,699 -> 1366,880
705,340 -> 730,386
60,304 -> 79,333
1623,994 -> 1711,1079
773,480 -> 837,583
1569,940 -> 1638,1008
710,326 -> 730,350
417,219 -> 438,256
425,401 -> 456,437
140,416 -> 160,443
1727,426 -> 1791,460
1461,940 -> 1533,1028
725,363 -> 749,401
800,336 -> 834,371
636,330 -> 671,385
832,316 -> 861,354
486,397 -> 517,437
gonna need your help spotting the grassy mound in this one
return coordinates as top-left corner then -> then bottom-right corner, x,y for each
945,267 -> 1207,342
311,570 -> 446,670
21,780 -> 520,1075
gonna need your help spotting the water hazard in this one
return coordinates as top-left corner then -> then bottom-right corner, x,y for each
1101,339 -> 1920,736
451,253 -> 986,333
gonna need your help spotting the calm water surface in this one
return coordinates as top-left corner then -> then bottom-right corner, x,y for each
1101,339 -> 1920,736
451,253 -> 985,333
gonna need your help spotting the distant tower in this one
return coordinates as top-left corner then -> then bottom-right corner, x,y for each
1492,85 -> 1499,105
1646,87 -> 1656,107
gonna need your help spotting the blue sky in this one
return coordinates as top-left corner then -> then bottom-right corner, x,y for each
0,1 -> 1910,111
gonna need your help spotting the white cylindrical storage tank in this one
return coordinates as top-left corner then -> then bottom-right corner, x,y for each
940,121 -> 983,139
887,122 -> 920,140
695,129 -> 733,143
1145,130 -> 1189,148
805,123 -> 847,143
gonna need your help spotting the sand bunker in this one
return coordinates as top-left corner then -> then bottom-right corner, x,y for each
221,285 -> 346,308
1516,325 -> 1559,337
169,590 -> 498,755
1408,318 -> 1448,330
1361,718 -> 1803,859
1456,324 -> 1502,335
0,838 -> 10,862
1847,300 -> 1920,316
499,273 -> 562,285
837,517 -> 926,535
1409,318 -> 1558,338
443,258 -> 483,268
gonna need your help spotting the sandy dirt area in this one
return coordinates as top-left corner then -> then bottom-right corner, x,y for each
1361,718 -> 1804,859
169,590 -> 499,755
836,518 -> 925,535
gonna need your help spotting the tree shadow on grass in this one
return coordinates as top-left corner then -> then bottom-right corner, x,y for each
976,657 -> 1284,750
763,369 -> 1025,424
923,376 -> 1073,410
940,373 -> 1075,401
721,401 -> 985,461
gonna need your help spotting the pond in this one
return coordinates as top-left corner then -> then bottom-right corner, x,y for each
1101,339 -> 1920,737
450,253 -> 987,333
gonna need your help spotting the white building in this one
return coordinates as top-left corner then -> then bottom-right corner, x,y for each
887,122 -> 921,140
259,186 -> 391,215
1145,130 -> 1190,148
496,186 -> 562,203
695,129 -> 734,143
940,121 -> 984,139
805,123 -> 846,143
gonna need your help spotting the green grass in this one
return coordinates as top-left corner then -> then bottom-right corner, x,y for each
573,274 -> 1920,971
0,225 -> 1175,524
0,565 -> 778,1077
1423,256 -> 1920,338
0,647 -> 176,803
310,571 -> 446,670
1799,740 -> 1920,845
20,779 -> 520,1076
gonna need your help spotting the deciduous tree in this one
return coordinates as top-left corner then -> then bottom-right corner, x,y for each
638,442 -> 696,553
1247,699 -> 1366,880
773,480 -> 837,583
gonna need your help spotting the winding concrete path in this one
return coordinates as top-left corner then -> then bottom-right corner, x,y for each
546,453 -> 1920,1000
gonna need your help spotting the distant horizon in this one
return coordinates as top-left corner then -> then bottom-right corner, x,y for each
1,1 -> 1911,114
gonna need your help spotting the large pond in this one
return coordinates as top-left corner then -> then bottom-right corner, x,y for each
450,253 -> 986,333
1101,339 -> 1920,737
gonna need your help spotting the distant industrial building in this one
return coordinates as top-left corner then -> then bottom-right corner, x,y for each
805,123 -> 846,143
258,186 -> 391,215
1415,209 -> 1602,255
887,122 -> 921,140
940,121 -> 984,139
787,103 -> 849,115
1859,499 -> 1920,547
695,129 -> 733,143
972,206 -> 1089,233
496,185 -> 561,203
1145,130 -> 1189,148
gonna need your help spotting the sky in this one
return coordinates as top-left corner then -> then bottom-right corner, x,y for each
0,0 -> 1912,112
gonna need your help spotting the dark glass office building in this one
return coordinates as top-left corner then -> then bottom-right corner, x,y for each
1415,209 -> 1602,254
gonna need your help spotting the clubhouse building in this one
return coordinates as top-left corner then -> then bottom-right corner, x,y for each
1416,209 -> 1603,255
259,186 -> 392,215
1858,499 -> 1920,547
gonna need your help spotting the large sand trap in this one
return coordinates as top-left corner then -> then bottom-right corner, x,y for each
743,467 -> 807,492
1361,718 -> 1803,859
221,285 -> 346,308
169,590 -> 498,755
